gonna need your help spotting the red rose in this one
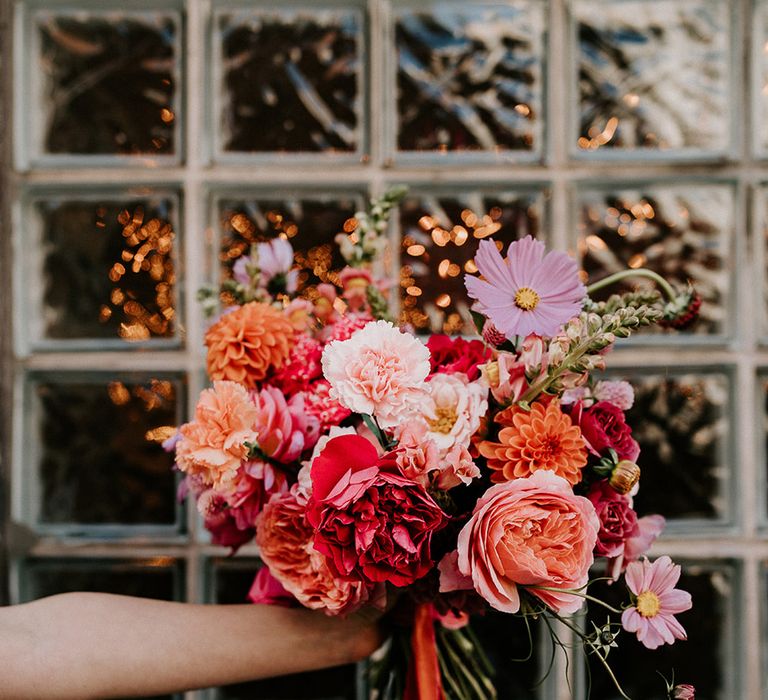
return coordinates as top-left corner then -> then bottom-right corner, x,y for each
587,480 -> 639,558
427,335 -> 492,381
577,401 -> 640,462
307,435 -> 445,588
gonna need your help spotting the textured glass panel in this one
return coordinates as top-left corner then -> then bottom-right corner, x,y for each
615,371 -> 730,521
218,9 -> 361,154
32,194 -> 178,343
209,559 -> 358,699
34,10 -> 178,156
20,557 -> 181,602
32,373 -> 182,526
759,5 -> 768,154
574,0 -> 731,154
585,562 -> 734,699
577,184 -> 733,336
217,193 -> 362,292
396,3 -> 544,153
399,190 -> 545,334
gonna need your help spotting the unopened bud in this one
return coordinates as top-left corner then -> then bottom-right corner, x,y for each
482,321 -> 507,348
481,361 -> 500,388
609,460 -> 641,495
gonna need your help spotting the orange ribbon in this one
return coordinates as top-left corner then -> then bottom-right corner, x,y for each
404,604 -> 444,700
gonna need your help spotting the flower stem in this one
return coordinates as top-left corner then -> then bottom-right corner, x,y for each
586,268 -> 676,301
527,586 -> 624,614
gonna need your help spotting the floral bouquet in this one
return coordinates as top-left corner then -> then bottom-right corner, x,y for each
166,188 -> 700,699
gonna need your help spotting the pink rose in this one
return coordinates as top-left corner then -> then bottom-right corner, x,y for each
426,335 -> 492,381
576,401 -> 640,462
307,435 -> 445,587
456,470 -> 599,614
587,480 -> 639,558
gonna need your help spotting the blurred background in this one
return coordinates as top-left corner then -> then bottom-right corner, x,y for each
0,0 -> 760,698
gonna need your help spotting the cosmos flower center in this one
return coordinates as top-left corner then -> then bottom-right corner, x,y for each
514,286 -> 540,311
428,407 -> 459,434
636,590 -> 661,618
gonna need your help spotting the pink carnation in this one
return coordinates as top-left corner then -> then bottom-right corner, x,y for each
273,334 -> 323,395
426,335 -> 492,381
176,381 -> 259,491
321,312 -> 373,343
456,470 -> 599,614
322,321 -> 430,428
253,386 -> 319,463
302,380 -> 352,432
594,380 -> 635,410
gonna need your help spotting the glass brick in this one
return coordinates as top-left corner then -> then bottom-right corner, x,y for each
577,183 -> 733,337
584,561 -> 736,699
31,9 -> 179,158
216,192 -> 363,292
395,2 -> 545,155
207,558 -> 359,699
612,370 -> 731,522
19,557 -> 183,602
216,8 -> 362,155
573,0 -> 732,156
27,191 -> 179,346
28,372 -> 184,529
399,189 -> 546,334
757,4 -> 768,155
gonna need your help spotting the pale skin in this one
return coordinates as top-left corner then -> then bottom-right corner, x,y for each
0,593 -> 383,699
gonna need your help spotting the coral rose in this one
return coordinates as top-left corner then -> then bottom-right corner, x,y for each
205,302 -> 294,389
456,470 -> 599,614
321,321 -> 430,428
176,380 -> 258,491
307,435 -> 445,587
256,490 -> 372,615
479,400 -> 587,485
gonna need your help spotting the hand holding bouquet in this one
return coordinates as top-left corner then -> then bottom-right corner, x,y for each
167,188 -> 699,699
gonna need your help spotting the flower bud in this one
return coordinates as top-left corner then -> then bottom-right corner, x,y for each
672,684 -> 695,700
482,321 -> 507,348
480,361 -> 500,388
609,460 -> 641,495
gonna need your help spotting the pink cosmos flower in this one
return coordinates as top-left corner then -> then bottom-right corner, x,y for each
321,320 -> 430,428
621,556 -> 692,649
464,237 -> 586,339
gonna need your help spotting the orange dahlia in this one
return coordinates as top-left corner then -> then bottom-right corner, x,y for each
205,302 -> 294,389
478,401 -> 587,486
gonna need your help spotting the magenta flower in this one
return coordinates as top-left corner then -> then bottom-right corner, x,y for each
464,237 -> 586,338
621,556 -> 692,650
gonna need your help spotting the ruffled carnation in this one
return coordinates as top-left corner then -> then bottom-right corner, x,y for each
273,334 -> 323,395
321,312 -> 373,343
479,401 -> 587,486
176,381 -> 258,491
427,335 -> 492,381
256,491 -> 372,615
594,380 -> 635,411
322,321 -> 430,428
205,302 -> 294,389
302,380 -> 352,432
307,435 -> 445,587
455,470 -> 599,614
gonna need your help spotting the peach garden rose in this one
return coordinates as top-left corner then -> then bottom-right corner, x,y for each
455,470 -> 599,614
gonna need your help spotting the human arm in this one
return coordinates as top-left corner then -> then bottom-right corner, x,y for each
0,592 -> 382,699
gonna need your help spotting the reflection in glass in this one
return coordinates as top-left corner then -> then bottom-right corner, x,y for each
208,559 -> 359,699
35,195 -> 178,343
574,0 -> 731,154
35,11 -> 178,156
217,194 -> 361,293
577,184 -> 732,336
617,371 -> 729,521
396,3 -> 544,153
34,374 -> 182,526
399,191 -> 544,334
585,563 -> 733,699
218,9 -> 361,154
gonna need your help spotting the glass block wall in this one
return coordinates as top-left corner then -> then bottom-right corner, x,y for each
1,0 -> 765,698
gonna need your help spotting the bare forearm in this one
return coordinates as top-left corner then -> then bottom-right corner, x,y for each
0,593 -> 378,699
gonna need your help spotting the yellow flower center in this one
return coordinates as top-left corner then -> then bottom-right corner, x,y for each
514,286 -> 540,311
428,407 -> 459,434
635,590 -> 661,618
